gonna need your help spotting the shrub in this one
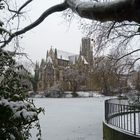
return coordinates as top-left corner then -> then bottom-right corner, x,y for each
0,50 -> 43,140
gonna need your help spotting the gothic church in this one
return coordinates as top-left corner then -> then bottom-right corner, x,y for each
35,37 -> 94,92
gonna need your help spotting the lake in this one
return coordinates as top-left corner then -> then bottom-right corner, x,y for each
32,97 -> 108,140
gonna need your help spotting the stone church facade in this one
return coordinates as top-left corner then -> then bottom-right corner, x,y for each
35,37 -> 95,92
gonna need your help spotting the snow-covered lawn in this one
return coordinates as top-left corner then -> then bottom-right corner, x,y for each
31,97 -> 108,140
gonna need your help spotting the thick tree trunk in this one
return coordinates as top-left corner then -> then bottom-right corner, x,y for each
66,0 -> 140,23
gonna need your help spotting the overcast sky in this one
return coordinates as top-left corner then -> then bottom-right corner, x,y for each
19,0 -> 84,63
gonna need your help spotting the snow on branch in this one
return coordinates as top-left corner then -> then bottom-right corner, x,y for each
0,2 -> 68,48
66,0 -> 140,23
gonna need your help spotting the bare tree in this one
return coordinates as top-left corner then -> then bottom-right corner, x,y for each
64,67 -> 86,96
91,49 -> 135,95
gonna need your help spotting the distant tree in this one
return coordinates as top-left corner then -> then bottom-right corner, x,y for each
92,57 -> 117,95
64,67 -> 86,96
92,52 -> 133,95
31,73 -> 39,93
31,64 -> 39,93
135,69 -> 140,90
16,60 -> 38,93
131,67 -> 140,100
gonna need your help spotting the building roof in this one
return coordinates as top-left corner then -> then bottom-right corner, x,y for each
54,49 -> 77,61
51,48 -> 78,64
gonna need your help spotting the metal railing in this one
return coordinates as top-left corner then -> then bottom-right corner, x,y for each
105,99 -> 140,136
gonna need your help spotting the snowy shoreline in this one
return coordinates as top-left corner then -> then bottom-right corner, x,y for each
31,91 -> 105,98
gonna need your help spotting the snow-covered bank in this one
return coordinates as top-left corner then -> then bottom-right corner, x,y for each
77,91 -> 104,98
31,97 -> 109,140
33,91 -> 104,98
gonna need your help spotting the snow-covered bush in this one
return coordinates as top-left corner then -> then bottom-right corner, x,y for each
127,90 -> 140,109
0,50 -> 43,140
44,84 -> 64,98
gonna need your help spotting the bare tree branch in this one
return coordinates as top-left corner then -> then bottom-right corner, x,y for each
117,49 -> 140,62
3,0 -> 20,14
4,0 -> 33,14
18,0 -> 33,14
107,21 -> 116,38
0,2 -> 68,48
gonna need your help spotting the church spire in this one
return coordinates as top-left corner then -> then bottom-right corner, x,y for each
54,48 -> 57,59
35,61 -> 39,71
46,50 -> 49,62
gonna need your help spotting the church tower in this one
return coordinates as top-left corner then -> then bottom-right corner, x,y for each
80,37 -> 93,65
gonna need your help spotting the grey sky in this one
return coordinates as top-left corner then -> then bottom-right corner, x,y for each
20,0 -> 84,63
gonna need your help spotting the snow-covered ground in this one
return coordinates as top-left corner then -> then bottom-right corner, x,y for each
31,96 -> 108,140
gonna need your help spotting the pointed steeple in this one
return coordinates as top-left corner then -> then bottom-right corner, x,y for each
40,59 -> 45,67
34,61 -> 39,71
54,48 -> 57,59
49,46 -> 54,58
46,50 -> 49,62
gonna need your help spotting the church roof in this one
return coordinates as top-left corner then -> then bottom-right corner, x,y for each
54,49 -> 76,61
51,48 -> 78,64
46,47 -> 91,65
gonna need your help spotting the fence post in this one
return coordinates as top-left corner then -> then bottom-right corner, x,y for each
134,107 -> 136,135
105,100 -> 108,123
